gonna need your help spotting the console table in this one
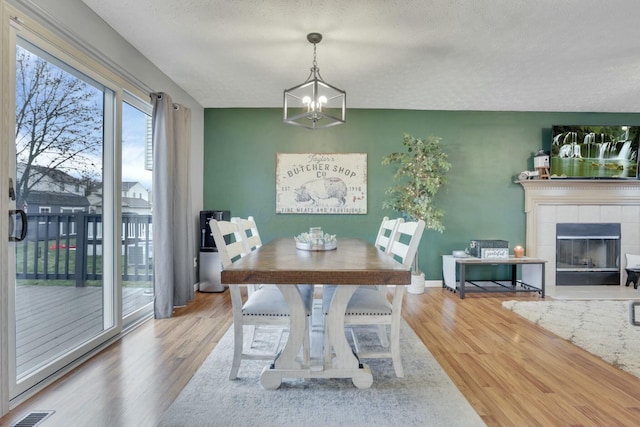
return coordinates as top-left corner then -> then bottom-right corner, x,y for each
442,255 -> 546,299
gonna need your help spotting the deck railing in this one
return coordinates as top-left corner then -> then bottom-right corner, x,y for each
15,213 -> 153,286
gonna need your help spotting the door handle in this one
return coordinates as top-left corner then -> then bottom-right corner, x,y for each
9,209 -> 28,242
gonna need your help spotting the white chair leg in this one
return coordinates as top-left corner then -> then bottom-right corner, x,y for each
247,325 -> 257,347
323,315 -> 332,363
376,324 -> 389,347
303,316 -> 311,365
391,346 -> 404,378
229,321 -> 243,380
390,320 -> 403,378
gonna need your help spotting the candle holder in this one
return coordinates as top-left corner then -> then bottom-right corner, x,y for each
514,245 -> 525,258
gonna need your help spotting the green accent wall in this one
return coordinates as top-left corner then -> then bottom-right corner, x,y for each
204,108 -> 640,280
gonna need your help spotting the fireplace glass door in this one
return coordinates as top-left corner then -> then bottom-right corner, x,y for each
556,223 -> 620,285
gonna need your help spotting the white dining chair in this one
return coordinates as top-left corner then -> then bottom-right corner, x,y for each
231,216 -> 268,344
231,216 -> 263,296
368,216 -> 405,345
231,215 -> 316,350
322,216 -> 404,350
210,219 -> 314,380
374,216 -> 404,254
322,219 -> 425,377
232,216 -> 262,253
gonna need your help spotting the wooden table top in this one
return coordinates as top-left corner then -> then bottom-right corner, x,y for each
221,237 -> 411,285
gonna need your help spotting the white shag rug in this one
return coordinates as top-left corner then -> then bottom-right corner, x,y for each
158,320 -> 486,427
503,299 -> 640,378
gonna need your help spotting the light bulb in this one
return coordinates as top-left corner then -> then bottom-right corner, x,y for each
302,96 -> 312,112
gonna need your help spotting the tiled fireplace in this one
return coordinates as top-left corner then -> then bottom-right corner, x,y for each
519,180 -> 640,290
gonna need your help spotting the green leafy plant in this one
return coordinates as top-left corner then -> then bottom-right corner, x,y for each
382,133 -> 451,232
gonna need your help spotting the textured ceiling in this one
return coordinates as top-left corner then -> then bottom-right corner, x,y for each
80,0 -> 640,112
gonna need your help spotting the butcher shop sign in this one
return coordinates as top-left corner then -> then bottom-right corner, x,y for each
276,153 -> 367,214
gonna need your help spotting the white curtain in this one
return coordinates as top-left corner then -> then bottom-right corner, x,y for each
151,93 -> 195,318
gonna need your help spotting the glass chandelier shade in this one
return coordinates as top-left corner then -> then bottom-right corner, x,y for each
283,33 -> 346,130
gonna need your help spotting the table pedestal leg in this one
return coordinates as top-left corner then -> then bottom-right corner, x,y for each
260,284 -> 373,390
260,285 -> 305,390
326,286 -> 373,389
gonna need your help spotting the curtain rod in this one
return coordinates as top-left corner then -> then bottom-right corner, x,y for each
151,93 -> 182,110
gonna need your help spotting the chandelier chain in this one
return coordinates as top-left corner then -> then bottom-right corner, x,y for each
312,43 -> 318,70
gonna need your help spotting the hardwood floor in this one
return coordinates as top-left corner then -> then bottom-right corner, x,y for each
1,287 -> 640,427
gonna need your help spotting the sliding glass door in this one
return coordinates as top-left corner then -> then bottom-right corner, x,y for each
121,98 -> 153,323
8,32 -> 119,398
2,6 -> 156,403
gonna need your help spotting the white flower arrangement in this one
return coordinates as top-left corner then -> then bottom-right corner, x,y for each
294,232 -> 337,244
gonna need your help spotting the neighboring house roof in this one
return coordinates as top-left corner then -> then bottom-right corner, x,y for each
122,196 -> 152,209
122,182 -> 136,191
27,191 -> 90,207
122,181 -> 147,191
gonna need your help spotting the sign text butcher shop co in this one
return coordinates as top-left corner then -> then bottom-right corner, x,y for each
276,153 -> 367,214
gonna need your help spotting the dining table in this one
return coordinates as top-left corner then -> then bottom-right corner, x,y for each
221,237 -> 411,389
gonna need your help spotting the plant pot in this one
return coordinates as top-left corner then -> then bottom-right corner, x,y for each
407,272 -> 425,294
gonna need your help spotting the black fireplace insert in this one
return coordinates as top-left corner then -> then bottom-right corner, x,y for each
556,223 -> 620,285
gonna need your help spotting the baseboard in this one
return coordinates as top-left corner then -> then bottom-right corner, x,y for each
425,280 -> 442,288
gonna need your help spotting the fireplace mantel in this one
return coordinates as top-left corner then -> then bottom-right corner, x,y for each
518,179 -> 640,288
519,179 -> 640,212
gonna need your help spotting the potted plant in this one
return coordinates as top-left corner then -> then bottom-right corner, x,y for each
382,133 -> 451,294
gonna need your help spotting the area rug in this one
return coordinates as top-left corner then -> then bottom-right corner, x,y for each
503,300 -> 640,378
157,320 -> 486,427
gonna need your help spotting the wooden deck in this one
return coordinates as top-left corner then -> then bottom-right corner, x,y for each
15,285 -> 153,377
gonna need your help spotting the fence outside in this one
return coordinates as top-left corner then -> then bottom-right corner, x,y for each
15,213 -> 153,286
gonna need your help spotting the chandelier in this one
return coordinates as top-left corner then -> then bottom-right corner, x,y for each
283,32 -> 346,130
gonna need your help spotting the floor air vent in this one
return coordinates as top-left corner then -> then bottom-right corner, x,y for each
11,410 -> 54,427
